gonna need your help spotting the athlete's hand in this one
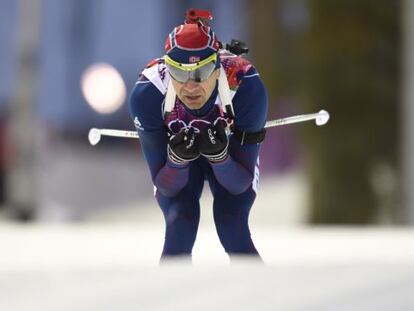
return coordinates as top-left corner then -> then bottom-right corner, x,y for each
167,127 -> 199,164
197,121 -> 229,162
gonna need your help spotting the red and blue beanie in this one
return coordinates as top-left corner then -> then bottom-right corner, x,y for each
164,9 -> 220,64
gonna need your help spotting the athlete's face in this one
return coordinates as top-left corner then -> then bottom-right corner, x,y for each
171,69 -> 220,110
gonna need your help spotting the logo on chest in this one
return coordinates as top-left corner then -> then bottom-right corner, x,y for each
164,102 -> 226,134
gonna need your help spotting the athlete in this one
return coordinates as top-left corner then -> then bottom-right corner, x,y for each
129,9 -> 268,261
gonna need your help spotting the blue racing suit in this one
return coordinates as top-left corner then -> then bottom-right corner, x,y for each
129,51 -> 268,260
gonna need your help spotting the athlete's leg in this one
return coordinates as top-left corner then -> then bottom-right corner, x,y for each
207,173 -> 261,259
156,162 -> 205,260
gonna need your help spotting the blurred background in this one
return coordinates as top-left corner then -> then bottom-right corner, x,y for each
0,0 -> 412,224
1,0 -> 414,310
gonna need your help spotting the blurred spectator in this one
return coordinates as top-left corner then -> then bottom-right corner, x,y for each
0,100 -> 10,208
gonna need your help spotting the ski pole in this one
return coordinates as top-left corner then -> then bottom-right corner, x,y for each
88,110 -> 330,146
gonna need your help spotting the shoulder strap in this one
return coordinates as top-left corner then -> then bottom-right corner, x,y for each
163,79 -> 176,117
218,66 -> 235,119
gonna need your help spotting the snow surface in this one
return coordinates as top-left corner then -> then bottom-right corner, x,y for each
1,224 -> 414,311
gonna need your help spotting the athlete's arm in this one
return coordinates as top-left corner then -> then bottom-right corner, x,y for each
209,67 -> 268,194
129,76 -> 190,197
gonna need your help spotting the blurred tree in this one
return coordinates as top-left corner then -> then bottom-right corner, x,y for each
250,0 -> 401,223
303,0 -> 402,223
8,0 -> 42,221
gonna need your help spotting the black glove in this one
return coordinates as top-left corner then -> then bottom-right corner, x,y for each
167,128 -> 199,164
197,121 -> 229,162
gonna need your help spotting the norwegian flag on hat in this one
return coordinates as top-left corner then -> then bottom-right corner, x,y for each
165,9 -> 220,64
